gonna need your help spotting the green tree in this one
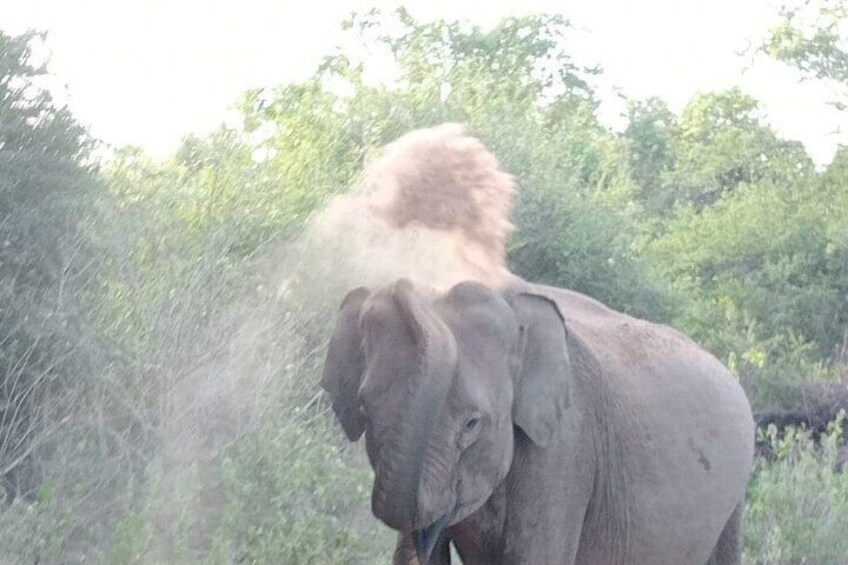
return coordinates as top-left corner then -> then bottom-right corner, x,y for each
649,152 -> 847,405
0,30 -> 101,502
764,0 -> 848,108
666,88 -> 812,210
623,97 -> 678,217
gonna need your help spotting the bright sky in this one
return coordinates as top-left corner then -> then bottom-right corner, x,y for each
3,0 -> 846,164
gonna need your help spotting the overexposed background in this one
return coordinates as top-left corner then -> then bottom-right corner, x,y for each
4,0 -> 844,164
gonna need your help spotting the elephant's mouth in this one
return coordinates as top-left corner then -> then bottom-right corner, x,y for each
409,490 -> 490,562
412,513 -> 449,564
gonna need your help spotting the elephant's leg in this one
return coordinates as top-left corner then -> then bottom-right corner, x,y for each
392,532 -> 452,565
392,533 -> 416,564
705,502 -> 743,565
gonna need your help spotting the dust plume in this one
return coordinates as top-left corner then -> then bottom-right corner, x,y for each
284,123 -> 518,298
145,123 -> 519,560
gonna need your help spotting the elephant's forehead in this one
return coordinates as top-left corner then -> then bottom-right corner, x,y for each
358,330 -> 420,400
360,292 -> 405,332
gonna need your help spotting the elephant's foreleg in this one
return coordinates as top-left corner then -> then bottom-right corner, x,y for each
393,532 -> 452,565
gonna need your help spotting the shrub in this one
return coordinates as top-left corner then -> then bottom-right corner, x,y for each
744,412 -> 848,564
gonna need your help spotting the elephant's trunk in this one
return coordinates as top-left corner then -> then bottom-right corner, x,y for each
371,281 -> 457,532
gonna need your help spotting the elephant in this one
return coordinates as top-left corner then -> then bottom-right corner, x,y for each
321,277 -> 755,564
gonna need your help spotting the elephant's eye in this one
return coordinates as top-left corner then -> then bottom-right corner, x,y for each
459,413 -> 483,449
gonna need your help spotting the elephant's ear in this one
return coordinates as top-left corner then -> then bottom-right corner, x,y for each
508,293 -> 571,448
321,287 -> 371,441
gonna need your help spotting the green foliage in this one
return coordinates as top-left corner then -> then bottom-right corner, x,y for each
214,413 -> 392,565
648,145 -> 848,406
666,89 -> 812,210
745,413 -> 848,564
653,181 -> 844,338
637,86 -> 846,406
504,114 -> 672,319
0,28 -> 104,504
763,0 -> 848,107
623,97 -> 678,216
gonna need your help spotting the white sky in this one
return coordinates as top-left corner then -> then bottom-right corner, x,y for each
3,0 -> 846,164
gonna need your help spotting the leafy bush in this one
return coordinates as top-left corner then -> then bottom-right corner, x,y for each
745,413 -> 848,564
212,412 -> 393,564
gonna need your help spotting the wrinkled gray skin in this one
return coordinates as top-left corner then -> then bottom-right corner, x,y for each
321,278 -> 754,564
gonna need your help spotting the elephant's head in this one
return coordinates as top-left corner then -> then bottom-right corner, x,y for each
321,279 -> 571,562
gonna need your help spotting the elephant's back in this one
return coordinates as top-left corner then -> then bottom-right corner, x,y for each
523,282 -> 698,353
522,283 -> 746,404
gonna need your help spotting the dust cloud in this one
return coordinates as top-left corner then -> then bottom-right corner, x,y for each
152,123 -> 517,559
282,122 -> 518,299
